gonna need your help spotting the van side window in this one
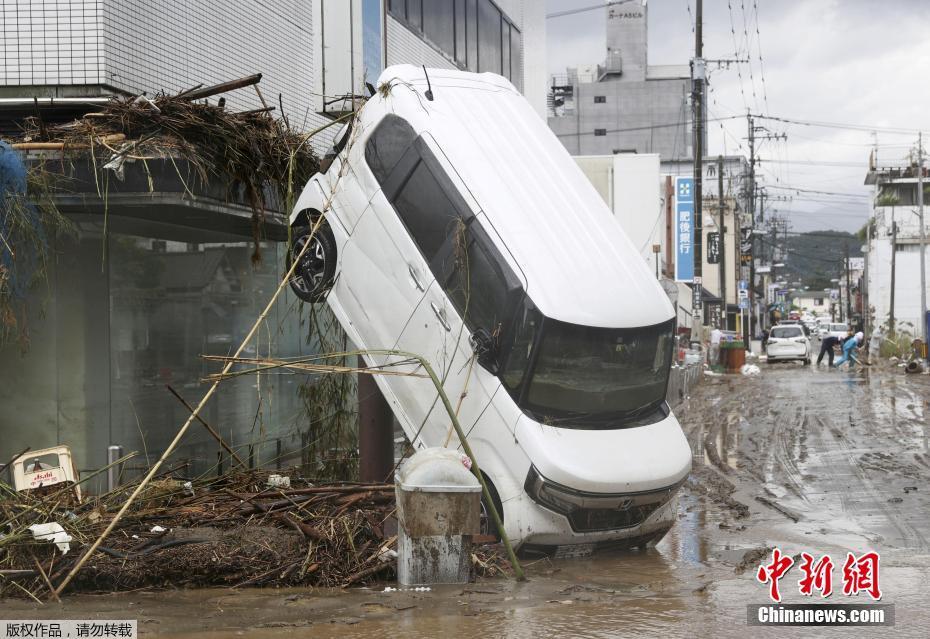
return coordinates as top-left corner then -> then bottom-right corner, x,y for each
501,300 -> 540,393
392,161 -> 465,262
365,115 -> 418,184
441,221 -> 511,336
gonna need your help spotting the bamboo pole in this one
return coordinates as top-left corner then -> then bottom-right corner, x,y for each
165,384 -> 247,469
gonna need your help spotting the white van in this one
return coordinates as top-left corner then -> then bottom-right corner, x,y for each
288,65 -> 692,552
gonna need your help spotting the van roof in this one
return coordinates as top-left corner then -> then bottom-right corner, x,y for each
366,65 -> 675,329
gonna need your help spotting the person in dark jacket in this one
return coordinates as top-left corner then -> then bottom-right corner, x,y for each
817,334 -> 843,366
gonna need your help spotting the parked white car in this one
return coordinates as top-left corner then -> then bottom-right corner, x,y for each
766,324 -> 811,364
287,65 -> 692,552
824,323 -> 850,341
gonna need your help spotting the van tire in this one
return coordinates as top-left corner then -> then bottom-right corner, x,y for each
478,474 -> 504,541
288,220 -> 337,303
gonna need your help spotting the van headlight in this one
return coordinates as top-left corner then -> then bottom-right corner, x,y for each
524,466 -> 581,515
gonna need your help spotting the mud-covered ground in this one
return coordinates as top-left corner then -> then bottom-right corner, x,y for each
5,360 -> 930,637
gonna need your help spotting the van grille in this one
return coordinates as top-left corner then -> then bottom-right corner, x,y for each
567,501 -> 663,533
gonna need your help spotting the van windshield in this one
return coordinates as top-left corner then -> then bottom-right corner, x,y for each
521,318 -> 675,425
771,326 -> 802,338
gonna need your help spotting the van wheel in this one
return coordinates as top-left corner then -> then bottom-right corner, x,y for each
288,221 -> 337,303
478,474 -> 504,542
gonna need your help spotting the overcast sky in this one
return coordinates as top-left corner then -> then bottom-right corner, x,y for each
546,0 -> 930,234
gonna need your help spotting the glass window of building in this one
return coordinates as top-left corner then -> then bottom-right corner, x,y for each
389,0 -> 519,82
478,0 -> 502,75
363,0 -> 383,85
423,0 -> 455,55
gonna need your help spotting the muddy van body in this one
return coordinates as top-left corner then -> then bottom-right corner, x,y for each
289,65 -> 692,551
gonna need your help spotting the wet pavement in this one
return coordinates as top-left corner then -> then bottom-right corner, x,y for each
5,362 -> 929,637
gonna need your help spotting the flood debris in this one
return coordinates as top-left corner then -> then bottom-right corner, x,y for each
2,75 -> 323,350
0,468 -> 510,600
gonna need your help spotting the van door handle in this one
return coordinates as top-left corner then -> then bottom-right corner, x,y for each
408,264 -> 425,291
430,302 -> 451,331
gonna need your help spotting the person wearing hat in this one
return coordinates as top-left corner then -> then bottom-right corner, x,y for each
835,331 -> 865,368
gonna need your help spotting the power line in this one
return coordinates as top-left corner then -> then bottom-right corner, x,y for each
553,114 -> 743,138
751,0 -> 771,116
546,0 -> 640,19
753,114 -> 926,135
759,158 -> 865,168
726,1 -> 749,112
765,185 -> 870,199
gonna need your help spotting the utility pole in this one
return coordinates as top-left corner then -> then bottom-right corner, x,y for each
919,132 -> 927,356
845,242 -> 852,324
692,0 -> 704,289
718,155 -> 726,330
747,116 -> 756,341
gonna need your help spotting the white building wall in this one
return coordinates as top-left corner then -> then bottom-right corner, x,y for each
574,154 -> 663,267
869,238 -> 929,334
0,0 -> 105,87
519,0 -> 546,120
99,0 -> 318,122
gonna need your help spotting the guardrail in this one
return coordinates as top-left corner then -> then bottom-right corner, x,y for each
667,362 -> 703,408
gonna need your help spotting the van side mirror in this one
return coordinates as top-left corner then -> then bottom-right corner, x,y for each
470,328 -> 498,371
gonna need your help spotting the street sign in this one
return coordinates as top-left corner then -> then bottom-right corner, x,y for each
674,177 -> 694,282
738,289 -> 749,300
707,232 -> 720,264
739,298 -> 750,310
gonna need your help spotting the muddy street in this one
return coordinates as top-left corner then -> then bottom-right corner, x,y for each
5,365 -> 929,637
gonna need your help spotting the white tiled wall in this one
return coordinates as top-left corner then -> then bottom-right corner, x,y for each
384,14 -> 458,73
0,0 -> 105,86
99,0 -> 321,128
1,0 -> 331,149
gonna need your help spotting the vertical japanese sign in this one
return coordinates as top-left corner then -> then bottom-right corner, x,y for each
675,177 -> 694,282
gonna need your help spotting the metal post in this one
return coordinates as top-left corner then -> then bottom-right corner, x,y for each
864,216 -> 870,336
919,132 -> 927,356
358,368 -> 395,483
718,155 -> 726,330
692,0 -> 704,288
106,445 -> 123,492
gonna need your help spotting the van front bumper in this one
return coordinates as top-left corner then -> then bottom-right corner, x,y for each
523,465 -> 684,533
507,467 -> 684,549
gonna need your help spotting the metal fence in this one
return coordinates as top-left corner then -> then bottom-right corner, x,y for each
667,362 -> 703,408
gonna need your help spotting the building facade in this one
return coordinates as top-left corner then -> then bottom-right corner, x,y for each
0,0 -> 545,482
864,160 -> 929,336
547,3 -> 693,158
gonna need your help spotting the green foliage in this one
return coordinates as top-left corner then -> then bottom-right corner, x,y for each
296,303 -> 359,481
782,230 -> 863,290
0,161 -> 75,351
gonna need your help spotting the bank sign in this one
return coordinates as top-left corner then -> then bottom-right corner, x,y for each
675,177 -> 695,282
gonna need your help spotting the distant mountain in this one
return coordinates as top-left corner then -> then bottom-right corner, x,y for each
773,230 -> 863,291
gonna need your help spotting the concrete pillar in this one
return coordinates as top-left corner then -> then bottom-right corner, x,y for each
357,372 -> 394,483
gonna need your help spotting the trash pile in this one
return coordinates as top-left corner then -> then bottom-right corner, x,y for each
0,468 -> 510,599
